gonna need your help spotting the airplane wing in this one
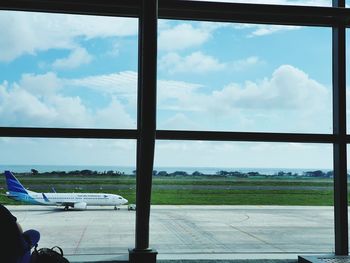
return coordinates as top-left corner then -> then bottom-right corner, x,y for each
56,201 -> 87,210
57,202 -> 75,206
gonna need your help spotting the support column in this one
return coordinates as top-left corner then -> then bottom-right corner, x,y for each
129,0 -> 158,262
332,0 -> 348,253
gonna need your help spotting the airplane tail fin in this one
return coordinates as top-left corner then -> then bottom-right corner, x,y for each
4,171 -> 28,194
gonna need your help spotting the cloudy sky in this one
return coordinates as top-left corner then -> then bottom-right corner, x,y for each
0,7 -> 342,170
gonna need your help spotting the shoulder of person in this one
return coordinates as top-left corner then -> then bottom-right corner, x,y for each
0,204 -> 17,222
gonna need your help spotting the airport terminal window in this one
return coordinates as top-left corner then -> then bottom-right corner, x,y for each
0,11 -> 138,129
157,20 -> 332,134
0,138 -> 136,256
0,0 -> 349,261
152,141 -> 334,254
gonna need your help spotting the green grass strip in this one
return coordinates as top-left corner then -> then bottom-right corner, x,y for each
0,189 -> 337,206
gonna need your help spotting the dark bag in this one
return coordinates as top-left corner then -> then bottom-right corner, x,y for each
30,245 -> 70,263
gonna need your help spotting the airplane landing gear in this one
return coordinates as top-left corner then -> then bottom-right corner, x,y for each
114,206 -> 120,210
64,206 -> 69,211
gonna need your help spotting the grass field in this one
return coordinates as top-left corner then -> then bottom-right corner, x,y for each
0,175 -> 334,186
0,175 -> 339,206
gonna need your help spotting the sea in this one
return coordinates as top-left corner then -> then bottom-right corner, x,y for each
0,165 -> 333,175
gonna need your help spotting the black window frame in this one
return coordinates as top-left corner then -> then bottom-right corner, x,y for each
0,0 -> 348,258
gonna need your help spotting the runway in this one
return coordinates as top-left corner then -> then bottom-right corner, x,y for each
7,205 -> 335,261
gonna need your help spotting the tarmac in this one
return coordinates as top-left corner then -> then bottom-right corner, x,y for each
7,205 -> 335,262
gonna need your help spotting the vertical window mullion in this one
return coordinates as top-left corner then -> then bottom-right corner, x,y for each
332,0 -> 348,254
133,0 -> 158,259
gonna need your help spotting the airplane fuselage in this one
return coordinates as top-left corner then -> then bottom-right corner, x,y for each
4,171 -> 129,210
8,190 -> 126,206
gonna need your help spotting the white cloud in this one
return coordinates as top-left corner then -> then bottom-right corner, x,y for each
229,56 -> 261,71
19,72 -> 62,97
0,64 -> 332,134
209,65 -> 331,132
0,72 -> 136,128
159,52 -> 261,74
211,64 -> 329,110
52,48 -> 92,69
158,65 -> 331,133
158,20 -> 302,56
5,66 -> 325,132
45,95 -> 92,126
159,64 -> 329,112
158,23 -> 212,51
0,82 -> 92,127
0,11 -> 137,62
157,80 -> 204,112
248,25 -> 300,37
0,83 -> 57,126
2,73 -> 91,127
69,71 -> 137,95
159,51 -> 226,74
95,98 -> 135,128
231,23 -> 300,38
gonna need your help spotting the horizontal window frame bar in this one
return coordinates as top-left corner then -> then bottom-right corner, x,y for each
0,0 -> 350,26
0,127 -> 346,143
0,127 -> 139,139
156,130 -> 340,143
0,0 -> 141,17
159,0 -> 345,26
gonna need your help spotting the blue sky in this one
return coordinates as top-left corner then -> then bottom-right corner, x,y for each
0,10 -> 340,169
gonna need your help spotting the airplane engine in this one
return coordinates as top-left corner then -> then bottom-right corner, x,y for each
74,202 -> 87,210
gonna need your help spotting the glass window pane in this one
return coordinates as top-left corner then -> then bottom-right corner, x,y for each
0,138 -> 136,259
0,11 -> 138,129
157,20 -> 332,133
151,141 -> 334,255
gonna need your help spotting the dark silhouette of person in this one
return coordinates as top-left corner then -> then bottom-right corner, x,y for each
0,204 -> 40,263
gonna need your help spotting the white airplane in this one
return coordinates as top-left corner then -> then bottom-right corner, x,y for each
4,171 -> 128,210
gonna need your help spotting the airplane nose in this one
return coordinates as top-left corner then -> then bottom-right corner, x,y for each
123,198 -> 128,205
